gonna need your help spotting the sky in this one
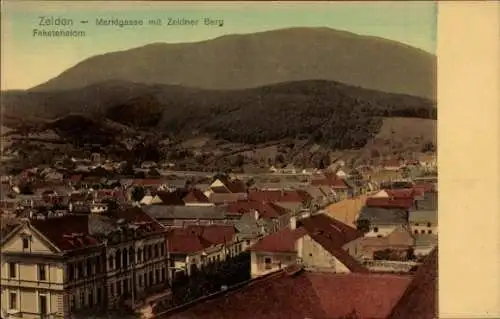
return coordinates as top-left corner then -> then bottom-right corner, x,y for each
1,1 -> 437,91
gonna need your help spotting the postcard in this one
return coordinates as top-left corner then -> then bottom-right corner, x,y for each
1,1 -> 438,319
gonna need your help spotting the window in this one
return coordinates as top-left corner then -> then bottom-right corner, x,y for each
160,243 -> 165,256
115,250 -> 122,268
88,291 -> 93,307
68,263 -> 75,281
108,256 -> 114,270
149,271 -> 153,286
161,267 -> 166,282
144,273 -> 148,287
427,222 -> 432,227
70,295 -> 76,311
264,257 -> 272,270
414,230 -> 418,234
39,294 -> 48,314
155,269 -> 160,284
9,292 -> 17,309
97,287 -> 102,304
154,244 -> 159,258
147,246 -> 153,260
8,263 -> 16,278
109,284 -> 114,297
138,274 -> 143,287
116,281 -> 122,295
79,291 -> 85,307
246,240 -> 250,245
420,230 -> 425,234
415,223 -> 420,226
22,237 -> 29,249
373,227 -> 379,233
428,230 -> 433,234
38,264 -> 47,281
137,249 -> 142,263
86,259 -> 92,275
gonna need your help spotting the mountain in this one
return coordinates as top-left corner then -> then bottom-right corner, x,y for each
2,79 -> 436,151
30,27 -> 436,99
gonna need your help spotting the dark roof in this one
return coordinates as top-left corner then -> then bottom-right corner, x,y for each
226,200 -> 290,219
248,190 -> 312,203
167,270 -> 412,319
113,206 -> 164,233
389,248 -> 438,319
366,197 -> 414,209
29,215 -> 100,251
358,206 -> 408,225
166,225 -> 237,254
183,189 -> 210,203
156,190 -> 188,206
143,205 -> 226,220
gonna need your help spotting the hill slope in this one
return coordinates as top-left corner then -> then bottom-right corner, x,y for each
31,27 -> 436,99
2,79 -> 436,150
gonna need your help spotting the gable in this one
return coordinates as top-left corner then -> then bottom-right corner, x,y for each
372,190 -> 390,198
210,179 -> 226,188
2,224 -> 59,255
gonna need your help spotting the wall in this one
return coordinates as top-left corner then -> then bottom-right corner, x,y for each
250,251 -> 295,278
364,224 -> 398,237
299,235 -> 350,273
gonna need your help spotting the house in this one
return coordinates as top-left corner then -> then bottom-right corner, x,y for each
409,210 -> 437,235
165,265 -> 412,319
142,205 -> 228,227
204,178 -> 247,198
249,214 -> 366,278
208,193 -> 249,205
356,206 -> 409,237
0,208 -> 169,318
311,175 -> 352,200
165,225 -> 242,277
182,189 -> 214,207
226,200 -> 292,233
358,226 -> 416,260
150,190 -> 188,206
247,190 -> 312,213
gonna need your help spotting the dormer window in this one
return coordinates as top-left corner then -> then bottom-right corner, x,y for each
22,237 -> 30,250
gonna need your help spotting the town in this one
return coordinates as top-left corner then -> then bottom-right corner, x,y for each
0,152 -> 437,319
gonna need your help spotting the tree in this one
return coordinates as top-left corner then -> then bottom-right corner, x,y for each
355,219 -> 370,233
131,187 -> 145,202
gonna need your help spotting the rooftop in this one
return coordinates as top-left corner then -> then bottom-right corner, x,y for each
166,269 -> 413,319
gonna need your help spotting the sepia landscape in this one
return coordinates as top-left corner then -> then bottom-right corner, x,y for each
1,4 -> 437,319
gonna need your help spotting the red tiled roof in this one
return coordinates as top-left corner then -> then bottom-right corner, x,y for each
414,182 -> 435,193
385,189 -> 417,199
167,271 -> 412,319
114,206 -> 164,233
166,229 -> 212,254
247,190 -> 312,203
208,193 -> 247,204
166,225 -> 237,254
70,174 -> 83,182
366,197 -> 414,209
249,227 -> 307,253
29,215 -> 99,251
226,179 -> 247,194
226,200 -> 290,219
183,189 -> 210,203
389,248 -> 438,319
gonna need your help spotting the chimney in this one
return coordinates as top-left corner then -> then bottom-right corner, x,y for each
290,215 -> 297,230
